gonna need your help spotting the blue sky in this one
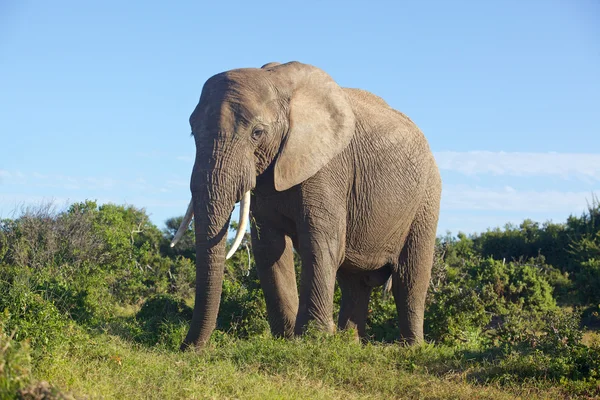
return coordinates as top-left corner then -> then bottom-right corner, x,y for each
1,0 -> 599,235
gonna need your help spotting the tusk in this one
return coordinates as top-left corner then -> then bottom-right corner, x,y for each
226,191 -> 251,260
170,200 -> 194,248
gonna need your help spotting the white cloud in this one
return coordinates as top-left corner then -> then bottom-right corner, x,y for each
0,170 -> 25,185
435,151 -> 600,181
443,185 -> 598,213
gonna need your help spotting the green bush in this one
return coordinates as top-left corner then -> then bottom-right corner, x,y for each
575,258 -> 600,304
0,266 -> 68,356
134,294 -> 193,349
0,202 -> 198,327
35,273 -> 114,326
470,196 -> 600,305
419,245 -> 558,345
218,267 -> 269,339
365,287 -> 399,343
0,226 -> 7,262
538,309 -> 583,353
425,283 -> 490,344
364,242 -> 559,346
167,256 -> 195,299
490,308 -> 600,385
472,257 -> 557,314
0,326 -> 32,399
581,304 -> 600,328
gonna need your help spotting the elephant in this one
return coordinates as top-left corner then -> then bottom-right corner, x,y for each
171,61 -> 441,350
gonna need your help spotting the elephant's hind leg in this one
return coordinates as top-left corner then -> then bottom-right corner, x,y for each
252,223 -> 299,338
392,188 -> 440,345
337,265 -> 392,339
337,269 -> 373,339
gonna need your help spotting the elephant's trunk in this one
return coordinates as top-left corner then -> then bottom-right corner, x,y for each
180,188 -> 234,350
171,191 -> 251,260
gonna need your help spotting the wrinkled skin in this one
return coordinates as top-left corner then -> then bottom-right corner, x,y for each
181,61 -> 441,350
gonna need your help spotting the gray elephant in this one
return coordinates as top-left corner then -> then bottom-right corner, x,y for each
171,61 -> 441,350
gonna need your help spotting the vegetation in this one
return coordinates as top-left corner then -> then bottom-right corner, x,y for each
1,198 -> 599,399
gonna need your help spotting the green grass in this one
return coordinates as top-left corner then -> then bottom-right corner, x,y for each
5,304 -> 598,399
27,331 -> 580,400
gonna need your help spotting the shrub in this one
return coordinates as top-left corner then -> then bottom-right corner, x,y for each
469,196 -> 600,305
0,226 -> 7,262
161,216 -> 195,261
365,287 -> 399,343
425,283 -> 490,344
1,202 -> 105,276
0,266 -> 68,356
134,294 -> 193,349
218,268 -> 269,339
35,274 -> 114,326
0,326 -> 31,399
167,256 -> 195,299
581,304 -> 600,328
0,202 -> 197,326
473,257 -> 557,314
575,258 -> 600,304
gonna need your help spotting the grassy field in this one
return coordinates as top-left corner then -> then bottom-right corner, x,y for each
4,312 -> 598,400
18,332 -> 584,399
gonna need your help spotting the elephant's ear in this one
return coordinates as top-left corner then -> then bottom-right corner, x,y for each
272,62 -> 356,191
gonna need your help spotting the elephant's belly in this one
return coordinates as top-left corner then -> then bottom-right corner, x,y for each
342,147 -> 426,271
343,192 -> 418,271
343,216 -> 412,270
342,238 -> 407,271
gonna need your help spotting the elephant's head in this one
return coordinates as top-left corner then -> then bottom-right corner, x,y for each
171,61 -> 356,350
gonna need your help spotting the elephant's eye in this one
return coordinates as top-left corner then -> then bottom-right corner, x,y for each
252,127 -> 265,140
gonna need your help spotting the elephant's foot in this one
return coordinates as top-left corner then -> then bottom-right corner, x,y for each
294,314 -> 336,337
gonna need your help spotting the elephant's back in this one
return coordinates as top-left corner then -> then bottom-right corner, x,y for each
341,88 -> 437,271
343,88 -> 418,123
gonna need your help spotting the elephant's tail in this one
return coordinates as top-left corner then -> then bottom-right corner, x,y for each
382,276 -> 393,301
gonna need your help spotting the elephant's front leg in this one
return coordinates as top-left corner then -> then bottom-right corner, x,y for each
251,222 -> 298,338
294,217 -> 346,335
